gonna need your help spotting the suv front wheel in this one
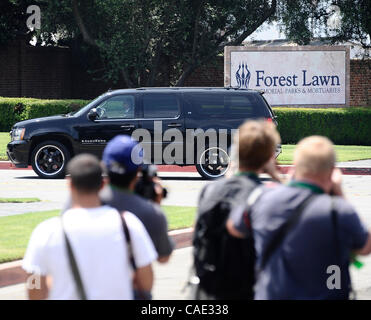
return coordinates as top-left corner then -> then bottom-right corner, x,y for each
31,141 -> 70,179
196,147 -> 230,180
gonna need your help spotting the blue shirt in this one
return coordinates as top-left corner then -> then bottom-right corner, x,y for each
232,181 -> 368,300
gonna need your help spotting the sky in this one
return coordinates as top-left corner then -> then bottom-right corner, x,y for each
246,22 -> 285,41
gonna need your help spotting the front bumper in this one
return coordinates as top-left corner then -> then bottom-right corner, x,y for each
7,140 -> 30,167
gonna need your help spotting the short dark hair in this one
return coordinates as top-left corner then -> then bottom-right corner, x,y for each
67,154 -> 103,193
108,170 -> 138,189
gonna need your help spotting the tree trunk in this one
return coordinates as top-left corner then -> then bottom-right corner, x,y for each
121,69 -> 134,88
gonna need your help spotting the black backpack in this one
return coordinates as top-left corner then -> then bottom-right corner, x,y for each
193,175 -> 259,300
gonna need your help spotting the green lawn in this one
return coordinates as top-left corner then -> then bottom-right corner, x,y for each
0,205 -> 196,263
277,145 -> 371,165
0,198 -> 41,203
0,132 -> 10,161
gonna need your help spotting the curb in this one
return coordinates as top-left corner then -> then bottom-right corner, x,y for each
1,161 -> 371,175
0,261 -> 27,288
278,165 -> 371,176
0,228 -> 194,288
0,162 -> 30,170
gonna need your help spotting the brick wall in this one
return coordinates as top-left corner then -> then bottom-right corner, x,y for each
0,41 -> 369,106
0,43 -> 21,97
0,40 -> 122,99
350,59 -> 371,106
184,56 -> 224,87
0,41 -> 72,99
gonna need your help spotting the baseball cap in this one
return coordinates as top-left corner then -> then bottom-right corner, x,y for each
102,135 -> 144,174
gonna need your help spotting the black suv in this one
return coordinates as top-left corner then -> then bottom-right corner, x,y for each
7,87 -> 280,179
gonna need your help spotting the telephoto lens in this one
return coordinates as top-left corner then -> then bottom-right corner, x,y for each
135,164 -> 168,201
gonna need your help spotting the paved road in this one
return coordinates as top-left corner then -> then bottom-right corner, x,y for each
337,160 -> 371,168
1,169 -> 371,299
0,170 -> 208,217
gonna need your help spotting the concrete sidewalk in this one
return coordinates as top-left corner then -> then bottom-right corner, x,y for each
337,160 -> 371,167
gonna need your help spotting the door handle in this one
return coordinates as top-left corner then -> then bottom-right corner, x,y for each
167,123 -> 182,128
121,124 -> 135,130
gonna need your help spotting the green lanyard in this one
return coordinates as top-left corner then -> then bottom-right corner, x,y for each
235,171 -> 259,180
110,184 -> 134,194
288,180 -> 325,194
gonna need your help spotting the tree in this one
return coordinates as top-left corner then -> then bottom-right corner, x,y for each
0,0 -> 36,45
31,0 -> 277,87
4,0 -> 367,88
329,0 -> 371,50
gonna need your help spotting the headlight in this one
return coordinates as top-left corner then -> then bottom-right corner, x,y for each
12,128 -> 25,141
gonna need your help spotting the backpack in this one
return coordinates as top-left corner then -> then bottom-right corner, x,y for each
192,175 -> 259,300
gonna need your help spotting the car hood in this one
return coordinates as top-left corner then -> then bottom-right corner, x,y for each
13,114 -> 71,128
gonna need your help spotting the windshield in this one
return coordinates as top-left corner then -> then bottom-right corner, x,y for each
71,93 -> 108,117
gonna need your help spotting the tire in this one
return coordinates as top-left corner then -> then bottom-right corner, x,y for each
31,141 -> 70,179
195,146 -> 230,180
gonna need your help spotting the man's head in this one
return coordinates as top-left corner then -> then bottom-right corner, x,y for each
102,135 -> 144,189
235,120 -> 281,172
293,136 -> 336,190
67,154 -> 103,196
122,99 -> 133,115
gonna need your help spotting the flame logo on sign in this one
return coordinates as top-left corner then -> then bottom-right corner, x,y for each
236,62 -> 251,88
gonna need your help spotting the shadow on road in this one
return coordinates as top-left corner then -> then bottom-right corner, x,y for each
13,175 -> 273,182
160,176 -> 204,181
161,176 -> 273,182
14,176 -> 66,180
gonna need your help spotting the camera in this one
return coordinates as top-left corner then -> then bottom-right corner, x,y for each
135,164 -> 168,202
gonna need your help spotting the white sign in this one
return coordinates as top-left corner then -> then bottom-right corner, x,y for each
225,46 -> 350,106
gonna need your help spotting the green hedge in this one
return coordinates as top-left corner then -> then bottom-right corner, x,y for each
0,97 -> 89,132
0,97 -> 371,145
274,107 -> 371,145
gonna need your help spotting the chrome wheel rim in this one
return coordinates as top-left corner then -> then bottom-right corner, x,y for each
35,145 -> 65,176
199,147 -> 230,178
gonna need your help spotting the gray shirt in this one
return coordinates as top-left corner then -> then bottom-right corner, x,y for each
231,182 -> 368,300
100,186 -> 174,258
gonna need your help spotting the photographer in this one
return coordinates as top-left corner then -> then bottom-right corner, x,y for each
99,135 -> 174,263
135,164 -> 168,204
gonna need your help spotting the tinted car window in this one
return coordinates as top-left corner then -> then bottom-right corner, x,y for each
143,94 -> 179,118
187,93 -> 269,118
226,94 -> 270,118
96,95 -> 135,119
187,93 -> 225,117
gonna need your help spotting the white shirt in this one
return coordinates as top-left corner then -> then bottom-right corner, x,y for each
22,206 -> 157,300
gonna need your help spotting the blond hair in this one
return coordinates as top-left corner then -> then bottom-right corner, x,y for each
294,136 -> 336,177
235,120 -> 281,171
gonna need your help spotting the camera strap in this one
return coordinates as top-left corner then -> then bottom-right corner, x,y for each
60,217 -> 87,300
119,211 -> 137,270
119,211 -> 150,300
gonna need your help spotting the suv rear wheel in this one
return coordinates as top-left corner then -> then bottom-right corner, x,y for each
31,141 -> 70,179
196,147 -> 230,180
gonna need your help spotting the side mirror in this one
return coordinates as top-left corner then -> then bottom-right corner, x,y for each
88,108 -> 98,121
